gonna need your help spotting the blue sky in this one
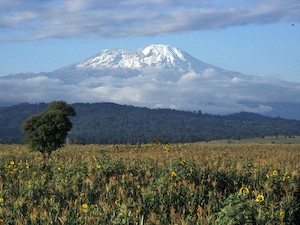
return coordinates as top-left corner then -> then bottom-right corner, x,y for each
1,0 -> 299,82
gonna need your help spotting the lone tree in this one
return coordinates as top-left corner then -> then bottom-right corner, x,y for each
21,101 -> 76,162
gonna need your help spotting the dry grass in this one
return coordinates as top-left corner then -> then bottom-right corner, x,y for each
0,143 -> 299,224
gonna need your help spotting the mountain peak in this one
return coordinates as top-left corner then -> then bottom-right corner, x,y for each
141,44 -> 187,64
75,44 -> 191,70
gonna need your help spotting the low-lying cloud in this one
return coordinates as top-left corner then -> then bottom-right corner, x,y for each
1,69 -> 300,117
1,0 -> 299,41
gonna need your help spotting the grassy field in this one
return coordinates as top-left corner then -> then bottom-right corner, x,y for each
0,143 -> 299,224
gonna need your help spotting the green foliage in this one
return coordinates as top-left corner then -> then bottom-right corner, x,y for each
215,193 -> 255,225
1,102 -> 300,144
20,101 -> 76,156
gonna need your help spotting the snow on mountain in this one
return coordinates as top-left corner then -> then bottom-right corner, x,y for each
1,44 -> 300,120
55,44 -> 240,83
75,44 -> 190,70
69,44 -> 230,77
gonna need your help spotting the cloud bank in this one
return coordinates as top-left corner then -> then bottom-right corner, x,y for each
1,0 -> 300,41
1,68 -> 300,118
1,44 -> 300,119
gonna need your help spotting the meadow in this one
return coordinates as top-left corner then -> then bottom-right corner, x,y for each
0,143 -> 299,224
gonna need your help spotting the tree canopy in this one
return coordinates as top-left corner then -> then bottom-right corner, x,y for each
1,102 -> 299,144
21,101 -> 76,157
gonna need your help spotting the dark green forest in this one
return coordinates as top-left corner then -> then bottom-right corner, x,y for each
1,102 -> 300,144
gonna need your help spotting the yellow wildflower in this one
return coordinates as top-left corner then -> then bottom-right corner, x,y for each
272,170 -> 278,176
0,198 -> 4,203
58,167 -> 62,171
171,171 -> 177,177
96,164 -> 101,169
239,187 -> 250,196
115,199 -> 120,205
255,194 -> 264,203
280,210 -> 285,221
10,160 -> 15,165
82,203 -> 89,213
282,172 -> 290,181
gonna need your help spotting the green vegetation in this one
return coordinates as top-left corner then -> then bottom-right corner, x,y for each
21,101 -> 76,161
0,143 -> 299,224
1,102 -> 300,144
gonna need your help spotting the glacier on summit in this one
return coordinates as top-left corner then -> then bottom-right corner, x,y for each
55,44 -> 240,83
1,44 -> 300,119
76,45 -> 189,70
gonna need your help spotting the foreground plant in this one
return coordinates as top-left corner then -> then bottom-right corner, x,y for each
0,143 -> 299,224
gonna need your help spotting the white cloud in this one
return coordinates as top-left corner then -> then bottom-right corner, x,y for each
178,72 -> 200,83
1,59 -> 300,117
1,0 -> 299,40
202,68 -> 215,78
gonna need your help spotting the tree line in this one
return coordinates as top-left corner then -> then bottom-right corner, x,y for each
1,102 -> 300,144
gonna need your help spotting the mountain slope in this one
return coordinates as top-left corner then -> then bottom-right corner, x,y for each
1,102 -> 300,144
53,44 -> 231,82
1,44 -> 300,119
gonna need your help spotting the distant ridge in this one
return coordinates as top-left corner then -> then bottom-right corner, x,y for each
1,102 -> 300,144
1,44 -> 300,120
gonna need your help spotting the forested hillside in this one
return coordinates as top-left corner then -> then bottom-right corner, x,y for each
1,102 -> 300,144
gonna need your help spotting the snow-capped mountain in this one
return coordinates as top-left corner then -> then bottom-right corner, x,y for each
52,44 -> 241,83
75,45 -> 190,70
1,44 -> 300,120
